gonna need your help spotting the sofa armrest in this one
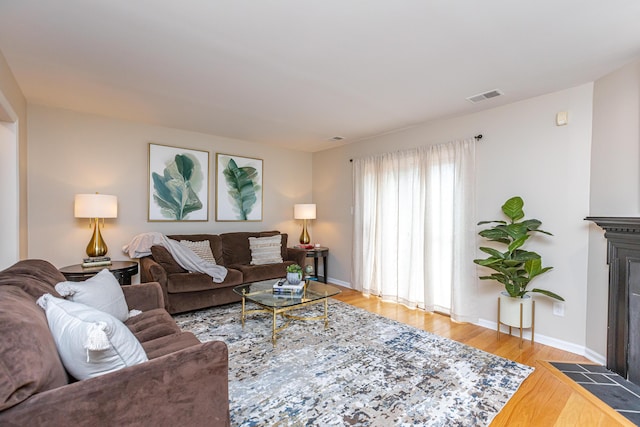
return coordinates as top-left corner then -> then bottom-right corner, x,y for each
286,247 -> 307,266
139,257 -> 171,311
0,341 -> 230,427
121,281 -> 165,312
140,256 -> 167,285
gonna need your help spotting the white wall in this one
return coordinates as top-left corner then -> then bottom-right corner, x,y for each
586,60 -> 640,357
0,48 -> 27,261
0,120 -> 18,268
313,84 -> 594,348
27,105 -> 313,271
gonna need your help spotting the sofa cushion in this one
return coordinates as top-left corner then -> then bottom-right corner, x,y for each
0,286 -> 68,411
55,269 -> 129,322
221,231 -> 283,265
166,268 -> 243,293
167,273 -> 217,293
141,332 -> 201,360
0,259 -> 64,300
151,245 -> 187,274
249,235 -> 283,265
221,232 -> 261,265
37,294 -> 148,380
229,261 -> 294,283
125,308 -> 181,343
179,240 -> 216,264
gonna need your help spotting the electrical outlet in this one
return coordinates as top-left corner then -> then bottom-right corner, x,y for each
553,302 -> 565,317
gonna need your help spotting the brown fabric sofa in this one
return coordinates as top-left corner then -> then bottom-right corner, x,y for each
140,231 -> 306,314
0,259 -> 230,426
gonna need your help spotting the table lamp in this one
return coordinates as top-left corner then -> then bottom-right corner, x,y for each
74,193 -> 118,257
294,203 -> 316,244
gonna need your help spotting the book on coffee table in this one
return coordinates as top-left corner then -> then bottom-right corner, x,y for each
272,278 -> 304,293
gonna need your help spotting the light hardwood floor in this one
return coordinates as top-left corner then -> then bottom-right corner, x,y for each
331,285 -> 634,426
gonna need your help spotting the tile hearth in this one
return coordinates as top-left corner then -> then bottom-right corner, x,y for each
550,362 -> 640,425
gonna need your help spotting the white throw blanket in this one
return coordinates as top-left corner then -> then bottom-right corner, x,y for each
122,232 -> 228,283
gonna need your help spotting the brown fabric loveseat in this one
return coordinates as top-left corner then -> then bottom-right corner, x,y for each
140,231 -> 306,314
0,259 -> 230,426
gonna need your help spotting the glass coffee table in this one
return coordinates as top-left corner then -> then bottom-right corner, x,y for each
233,279 -> 341,344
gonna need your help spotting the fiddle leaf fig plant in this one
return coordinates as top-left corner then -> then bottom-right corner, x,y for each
473,196 -> 564,301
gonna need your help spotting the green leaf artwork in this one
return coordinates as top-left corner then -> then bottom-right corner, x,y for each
222,158 -> 261,220
152,153 -> 203,220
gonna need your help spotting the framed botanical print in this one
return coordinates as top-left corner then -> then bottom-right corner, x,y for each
148,143 -> 209,221
216,153 -> 263,221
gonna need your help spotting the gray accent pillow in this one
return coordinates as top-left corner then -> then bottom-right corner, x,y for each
36,294 -> 148,380
55,269 -> 129,322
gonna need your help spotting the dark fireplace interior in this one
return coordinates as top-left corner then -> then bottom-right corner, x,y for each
587,217 -> 640,385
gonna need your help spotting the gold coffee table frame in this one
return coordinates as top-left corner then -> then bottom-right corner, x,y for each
233,280 -> 341,344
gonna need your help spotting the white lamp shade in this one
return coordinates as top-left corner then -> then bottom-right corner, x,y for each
294,204 -> 316,220
74,194 -> 118,218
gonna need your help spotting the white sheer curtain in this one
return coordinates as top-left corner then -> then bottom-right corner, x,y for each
352,139 -> 477,322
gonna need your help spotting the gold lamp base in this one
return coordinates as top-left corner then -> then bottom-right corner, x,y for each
86,218 -> 108,257
299,219 -> 311,244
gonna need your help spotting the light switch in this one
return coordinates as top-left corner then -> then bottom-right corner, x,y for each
556,111 -> 568,126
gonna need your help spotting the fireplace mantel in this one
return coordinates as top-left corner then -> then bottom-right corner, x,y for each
586,216 -> 640,234
586,216 -> 640,385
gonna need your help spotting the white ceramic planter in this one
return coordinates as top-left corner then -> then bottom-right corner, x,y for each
498,292 -> 533,328
287,272 -> 302,285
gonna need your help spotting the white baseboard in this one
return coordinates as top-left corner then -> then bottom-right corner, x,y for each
584,348 -> 606,365
476,318 -> 605,364
327,277 -> 351,288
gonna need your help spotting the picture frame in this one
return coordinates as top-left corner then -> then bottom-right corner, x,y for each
216,153 -> 263,221
148,143 -> 209,221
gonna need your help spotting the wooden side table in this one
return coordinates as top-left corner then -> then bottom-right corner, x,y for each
305,247 -> 328,283
59,261 -> 139,285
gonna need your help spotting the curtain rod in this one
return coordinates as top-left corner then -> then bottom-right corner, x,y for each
349,134 -> 483,162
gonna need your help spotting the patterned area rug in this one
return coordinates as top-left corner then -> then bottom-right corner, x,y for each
174,299 -> 533,426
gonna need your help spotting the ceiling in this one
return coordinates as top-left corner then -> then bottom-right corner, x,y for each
0,1 -> 639,152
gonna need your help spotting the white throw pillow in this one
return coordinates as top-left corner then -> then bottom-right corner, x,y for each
36,294 -> 148,380
55,269 -> 129,322
249,235 -> 283,265
179,239 -> 216,264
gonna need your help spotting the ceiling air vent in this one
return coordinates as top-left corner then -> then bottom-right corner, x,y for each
466,89 -> 503,104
